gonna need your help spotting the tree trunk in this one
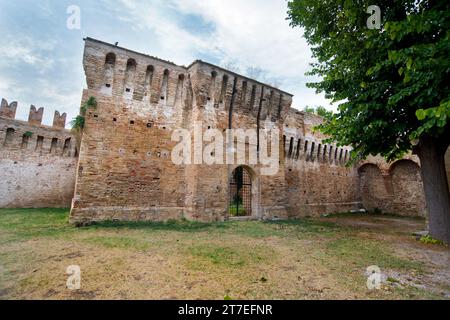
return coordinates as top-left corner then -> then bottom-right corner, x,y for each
415,137 -> 450,244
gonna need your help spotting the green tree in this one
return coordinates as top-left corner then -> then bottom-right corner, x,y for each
288,0 -> 450,243
70,96 -> 97,131
303,105 -> 316,114
302,105 -> 334,119
315,106 -> 334,120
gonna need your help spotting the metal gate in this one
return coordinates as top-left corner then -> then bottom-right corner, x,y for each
229,166 -> 252,217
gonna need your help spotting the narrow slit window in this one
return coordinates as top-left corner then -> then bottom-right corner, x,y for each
175,74 -> 185,103
277,94 -> 283,119
104,52 -> 116,89
241,81 -> 248,107
145,65 -> 154,94
36,135 -> 44,151
124,58 -> 137,94
209,71 -> 217,101
63,138 -> 71,155
296,139 -> 301,159
4,128 -> 15,146
50,138 -> 58,154
220,75 -> 228,104
161,69 -> 169,101
268,90 -> 274,117
288,137 -> 294,157
21,134 -> 29,149
249,85 -> 257,110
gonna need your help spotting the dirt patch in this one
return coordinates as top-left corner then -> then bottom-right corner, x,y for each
0,209 -> 448,300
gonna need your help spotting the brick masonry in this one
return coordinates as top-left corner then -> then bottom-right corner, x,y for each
1,38 -> 447,219
67,38 -> 448,224
0,101 -> 78,208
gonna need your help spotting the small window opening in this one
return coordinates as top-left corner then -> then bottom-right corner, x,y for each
50,138 -> 58,154
288,137 -> 294,157
161,69 -> 170,101
4,128 -> 15,146
21,134 -> 29,149
35,135 -> 44,151
249,85 -> 257,110
220,75 -> 228,104
310,142 -> 316,160
63,138 -> 71,154
296,139 -> 301,159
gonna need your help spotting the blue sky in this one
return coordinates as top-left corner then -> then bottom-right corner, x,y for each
0,0 -> 331,127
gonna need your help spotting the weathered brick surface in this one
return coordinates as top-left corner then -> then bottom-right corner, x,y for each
358,155 -> 427,216
69,38 -> 440,223
0,99 -> 17,119
0,104 -> 78,208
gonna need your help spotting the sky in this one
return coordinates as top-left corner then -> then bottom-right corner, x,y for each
0,0 -> 332,127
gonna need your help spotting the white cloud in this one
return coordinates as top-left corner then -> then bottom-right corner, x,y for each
0,76 -> 81,127
0,76 -> 13,92
173,0 -> 310,76
108,0 -> 332,109
109,0 -> 212,65
0,36 -> 55,72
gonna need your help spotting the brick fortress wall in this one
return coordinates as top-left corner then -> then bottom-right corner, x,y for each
69,38 -> 433,223
0,99 -> 78,208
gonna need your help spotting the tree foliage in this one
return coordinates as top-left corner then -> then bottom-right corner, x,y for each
287,0 -> 450,162
302,105 -> 334,120
70,96 -> 97,131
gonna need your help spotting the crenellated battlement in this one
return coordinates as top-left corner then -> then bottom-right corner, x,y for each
0,99 -> 18,119
28,105 -> 44,126
68,37 -> 431,224
281,108 -> 352,166
0,98 -> 77,158
0,98 -> 78,209
187,60 -> 293,123
0,37 -> 430,221
83,38 -> 187,107
0,98 -> 69,128
53,111 -> 67,129
82,38 -> 293,124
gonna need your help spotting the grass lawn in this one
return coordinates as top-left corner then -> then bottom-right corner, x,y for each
0,208 -> 448,300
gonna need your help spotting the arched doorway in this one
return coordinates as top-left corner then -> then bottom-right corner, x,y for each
229,166 -> 252,217
358,163 -> 390,213
389,160 -> 426,216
